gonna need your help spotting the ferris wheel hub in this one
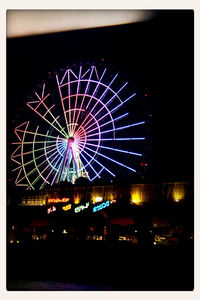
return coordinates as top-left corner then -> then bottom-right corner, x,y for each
68,136 -> 75,144
11,64 -> 146,189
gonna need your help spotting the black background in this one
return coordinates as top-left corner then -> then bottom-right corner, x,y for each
7,10 -> 194,183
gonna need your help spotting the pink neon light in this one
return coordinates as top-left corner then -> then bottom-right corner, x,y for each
72,66 -> 82,134
42,83 -> 45,99
12,65 -> 145,190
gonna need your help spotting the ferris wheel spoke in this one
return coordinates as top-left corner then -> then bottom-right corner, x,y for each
78,142 -> 99,157
13,142 -> 59,172
67,70 -> 73,134
75,112 -> 96,137
25,143 -> 62,186
110,92 -> 137,115
79,158 -> 91,181
91,84 -> 129,121
85,68 -> 106,111
85,112 -> 129,135
88,121 -> 145,137
80,141 -> 142,157
87,137 -> 145,141
78,144 -> 115,177
32,149 -> 62,187
65,108 -> 84,136
72,66 -> 82,134
73,67 -> 98,134
15,168 -> 28,186
13,140 -> 60,145
50,154 -> 67,185
14,127 -> 65,141
90,169 -> 104,181
12,64 -> 147,189
56,138 -> 67,156
84,145 -> 136,172
87,121 -> 145,138
78,141 -> 99,163
83,78 -> 127,129
77,94 -> 116,136
39,152 -> 65,189
75,131 -> 86,141
12,142 -> 55,172
79,151 -> 101,179
77,113 -> 101,141
27,89 -> 68,138
56,74 -> 70,136
86,73 -> 120,120
44,135 -> 65,171
74,68 -> 106,130
106,82 -> 128,106
12,143 -> 56,160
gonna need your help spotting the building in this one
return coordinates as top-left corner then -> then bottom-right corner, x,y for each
7,181 -> 193,244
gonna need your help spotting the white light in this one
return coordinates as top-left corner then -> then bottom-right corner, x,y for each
7,10 -> 155,38
95,196 -> 103,202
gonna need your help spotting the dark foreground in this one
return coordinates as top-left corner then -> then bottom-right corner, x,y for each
7,240 -> 194,291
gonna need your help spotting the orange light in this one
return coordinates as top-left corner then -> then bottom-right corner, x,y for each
74,197 -> 80,204
48,197 -> 70,203
110,199 -> 117,203
62,198 -> 70,202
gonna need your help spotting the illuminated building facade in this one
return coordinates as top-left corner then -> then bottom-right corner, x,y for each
14,181 -> 191,207
7,181 -> 193,244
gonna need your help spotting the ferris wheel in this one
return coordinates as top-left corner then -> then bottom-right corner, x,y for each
11,64 -> 147,190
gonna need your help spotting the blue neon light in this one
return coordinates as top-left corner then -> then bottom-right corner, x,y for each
93,200 -> 110,212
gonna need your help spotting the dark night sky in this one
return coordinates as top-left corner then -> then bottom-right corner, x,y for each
7,10 -> 194,183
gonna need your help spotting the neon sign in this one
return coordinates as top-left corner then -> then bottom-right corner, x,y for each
47,206 -> 56,214
74,202 -> 90,213
48,198 -> 70,203
62,204 -> 72,211
93,200 -> 110,212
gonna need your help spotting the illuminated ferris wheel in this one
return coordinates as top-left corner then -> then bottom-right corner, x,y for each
11,64 -> 147,190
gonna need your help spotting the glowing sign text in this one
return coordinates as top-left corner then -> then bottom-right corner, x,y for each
74,202 -> 90,213
48,198 -> 70,203
62,204 -> 72,211
47,206 -> 56,214
93,200 -> 110,212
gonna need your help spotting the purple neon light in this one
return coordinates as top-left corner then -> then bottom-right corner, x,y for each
86,121 -> 145,138
84,144 -> 137,172
11,65 -> 146,189
77,144 -> 115,178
